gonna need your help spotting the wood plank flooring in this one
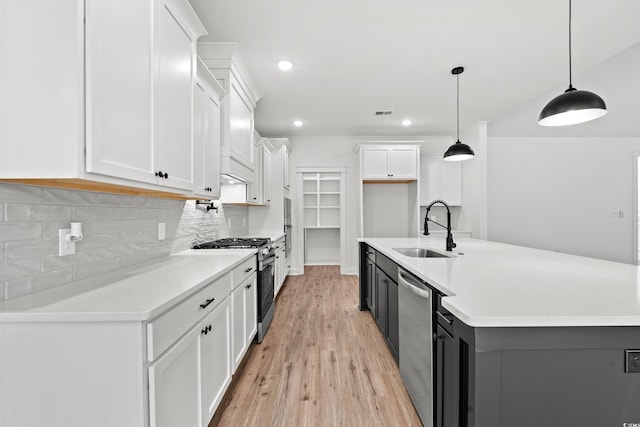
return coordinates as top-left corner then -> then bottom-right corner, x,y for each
210,265 -> 422,427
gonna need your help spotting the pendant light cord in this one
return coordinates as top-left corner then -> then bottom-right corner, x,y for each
568,0 -> 573,89
456,73 -> 460,141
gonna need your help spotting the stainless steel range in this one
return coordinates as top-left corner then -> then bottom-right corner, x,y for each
193,237 -> 276,343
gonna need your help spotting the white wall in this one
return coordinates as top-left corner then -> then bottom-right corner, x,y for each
487,137 -> 640,264
289,136 -> 452,275
288,137 -> 360,274
458,122 -> 488,238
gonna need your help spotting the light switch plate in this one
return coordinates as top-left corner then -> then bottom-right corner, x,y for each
58,228 -> 75,256
158,223 -> 166,241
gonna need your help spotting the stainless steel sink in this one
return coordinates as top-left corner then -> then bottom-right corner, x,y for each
393,248 -> 451,258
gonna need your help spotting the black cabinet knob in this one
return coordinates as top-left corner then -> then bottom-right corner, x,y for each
164,172 -> 168,179
246,284 -> 252,289
244,267 -> 253,273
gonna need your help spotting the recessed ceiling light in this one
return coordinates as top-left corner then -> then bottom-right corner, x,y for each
402,119 -> 413,126
277,60 -> 294,71
293,120 -> 303,127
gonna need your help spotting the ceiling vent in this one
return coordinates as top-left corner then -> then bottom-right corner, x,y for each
374,110 -> 393,116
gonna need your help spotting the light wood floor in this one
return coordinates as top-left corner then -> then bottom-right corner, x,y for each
210,265 -> 422,427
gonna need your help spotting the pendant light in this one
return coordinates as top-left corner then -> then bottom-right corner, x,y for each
443,66 -> 474,162
538,0 -> 607,126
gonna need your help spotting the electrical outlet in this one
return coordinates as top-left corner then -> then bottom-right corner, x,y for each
625,350 -> 640,373
158,223 -> 165,241
227,218 -> 231,228
58,228 -> 75,256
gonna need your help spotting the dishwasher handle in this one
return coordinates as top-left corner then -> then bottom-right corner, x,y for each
398,270 -> 431,300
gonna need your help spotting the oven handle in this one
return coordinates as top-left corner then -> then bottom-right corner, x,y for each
260,253 -> 276,268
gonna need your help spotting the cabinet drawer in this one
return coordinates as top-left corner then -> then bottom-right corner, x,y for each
376,252 -> 398,283
147,272 -> 231,361
232,256 -> 257,287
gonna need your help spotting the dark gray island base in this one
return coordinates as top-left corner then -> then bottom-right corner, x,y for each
359,242 -> 640,427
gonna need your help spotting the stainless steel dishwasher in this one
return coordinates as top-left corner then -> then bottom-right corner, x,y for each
398,268 -> 433,427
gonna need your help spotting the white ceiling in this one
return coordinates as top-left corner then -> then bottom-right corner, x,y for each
189,0 -> 640,139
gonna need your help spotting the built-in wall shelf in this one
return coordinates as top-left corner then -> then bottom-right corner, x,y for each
297,168 -> 347,269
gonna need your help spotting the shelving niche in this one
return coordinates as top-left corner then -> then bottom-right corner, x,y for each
301,171 -> 344,266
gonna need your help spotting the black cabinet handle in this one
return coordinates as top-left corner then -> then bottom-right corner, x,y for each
244,267 -> 253,273
199,298 -> 215,309
246,284 -> 252,289
201,324 -> 212,335
437,311 -> 453,325
155,171 -> 169,179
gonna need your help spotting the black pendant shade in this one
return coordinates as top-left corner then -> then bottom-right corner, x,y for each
538,86 -> 607,126
538,0 -> 607,126
443,140 -> 475,161
443,66 -> 474,162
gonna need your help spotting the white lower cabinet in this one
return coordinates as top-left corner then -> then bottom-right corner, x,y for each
200,299 -> 231,426
149,325 -> 202,427
0,255 -> 257,427
274,237 -> 287,296
231,273 -> 257,370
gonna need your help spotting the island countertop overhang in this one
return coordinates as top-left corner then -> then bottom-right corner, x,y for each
359,236 -> 640,327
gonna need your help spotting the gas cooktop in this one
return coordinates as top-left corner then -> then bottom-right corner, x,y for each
193,237 -> 271,249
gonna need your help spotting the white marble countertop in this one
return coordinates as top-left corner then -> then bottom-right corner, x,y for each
0,249 -> 256,323
362,236 -> 640,327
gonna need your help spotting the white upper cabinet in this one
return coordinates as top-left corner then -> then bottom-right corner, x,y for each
85,0 -> 154,184
420,154 -> 462,206
1,0 -> 207,195
154,0 -> 203,190
282,144 -> 291,189
193,58 -> 225,199
87,0 -> 206,191
198,43 -> 260,184
361,145 -> 419,180
262,144 -> 273,205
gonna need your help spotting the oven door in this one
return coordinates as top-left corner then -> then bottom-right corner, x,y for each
257,253 -> 276,321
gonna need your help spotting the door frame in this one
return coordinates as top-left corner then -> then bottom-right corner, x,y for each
633,152 -> 640,265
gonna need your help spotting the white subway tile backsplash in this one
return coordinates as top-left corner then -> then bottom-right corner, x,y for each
42,252 -> 98,273
0,259 -> 41,281
5,238 -> 58,260
73,258 -> 118,281
0,184 -> 248,301
0,183 -> 43,203
5,204 -> 73,222
44,188 -> 97,205
0,223 -> 43,242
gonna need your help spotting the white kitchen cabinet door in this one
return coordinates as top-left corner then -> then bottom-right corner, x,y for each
362,146 -> 418,180
362,147 -> 390,179
200,298 -> 231,427
154,0 -> 196,190
229,80 -> 256,172
231,281 -> 247,370
275,244 -> 286,296
244,275 -> 258,345
149,325 -> 201,427
420,154 -> 462,206
193,59 -> 224,199
85,0 -> 154,183
388,147 -> 418,179
263,146 -> 273,205
282,144 -> 291,189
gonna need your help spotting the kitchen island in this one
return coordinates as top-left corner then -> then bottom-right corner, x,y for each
359,236 -> 640,427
